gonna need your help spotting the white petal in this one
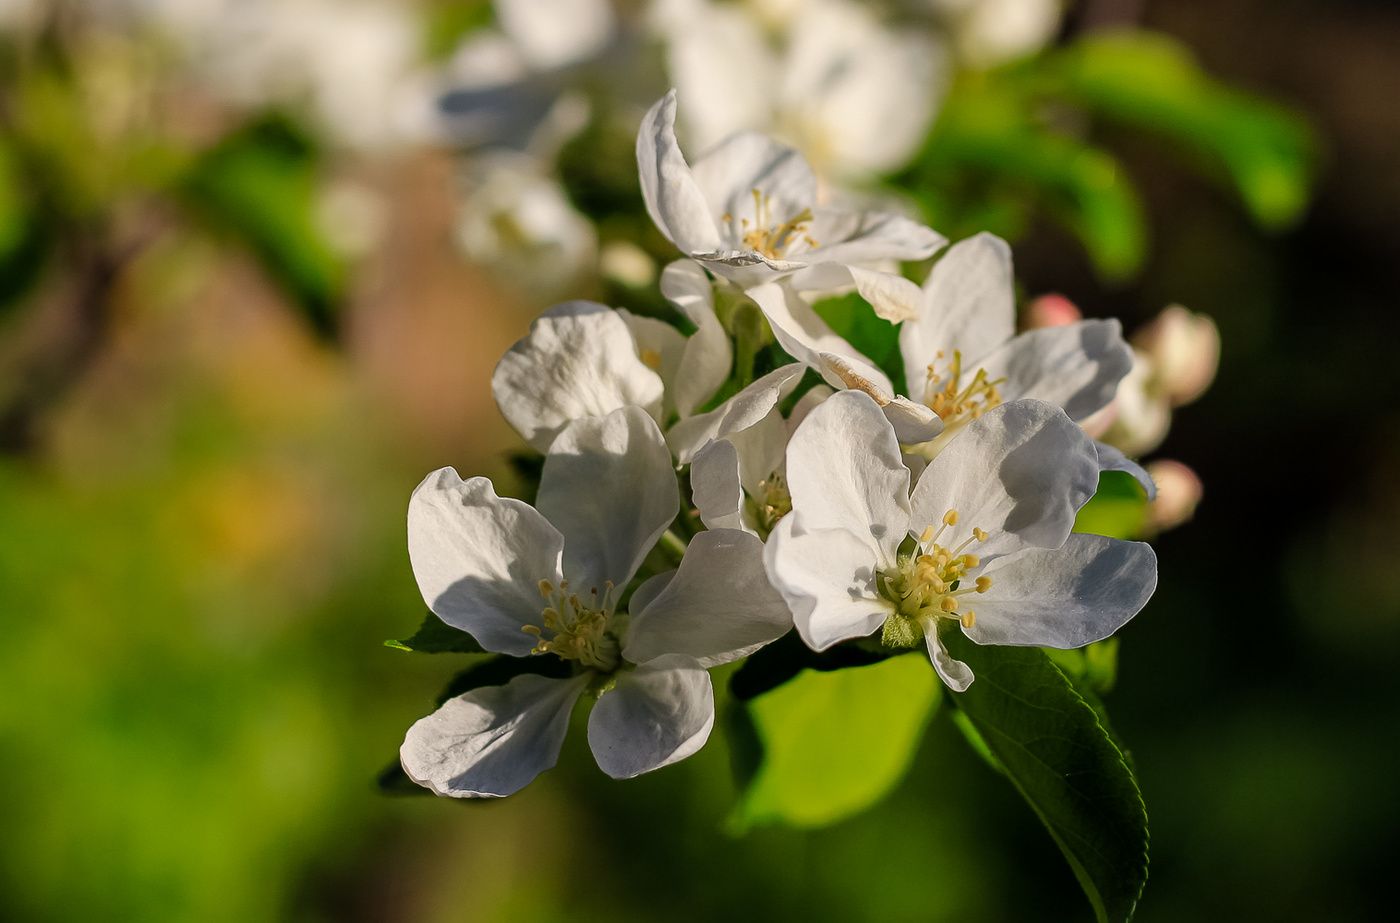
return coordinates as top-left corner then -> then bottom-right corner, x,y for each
977,320 -> 1134,423
619,310 -> 688,419
637,91 -> 724,254
588,655 -> 715,779
660,5 -> 776,151
666,362 -> 805,464
691,438 -> 750,534
882,395 -> 945,445
910,400 -> 1100,559
408,468 -> 563,656
799,211 -> 945,267
536,407 -> 678,589
401,672 -> 587,797
492,301 -> 664,452
784,389 -> 911,566
1093,440 -> 1158,502
730,405 -> 790,497
969,534 -> 1157,649
496,0 -> 614,70
901,233 -> 1015,396
691,131 -> 818,245
625,529 -> 792,667
694,249 -> 804,288
925,627 -> 974,692
764,519 -> 890,651
747,281 -> 892,393
660,260 -> 733,416
787,262 -> 926,324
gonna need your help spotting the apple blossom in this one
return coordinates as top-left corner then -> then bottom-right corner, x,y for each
763,390 -> 1157,690
637,91 -> 945,322
401,406 -> 791,796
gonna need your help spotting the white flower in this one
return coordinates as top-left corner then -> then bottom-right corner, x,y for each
491,282 -> 805,460
429,0 -> 613,150
748,232 -> 1153,493
652,0 -> 945,181
764,390 -> 1157,690
401,406 -> 791,796
926,0 -> 1063,69
637,91 -> 945,323
455,152 -> 598,297
690,384 -> 832,539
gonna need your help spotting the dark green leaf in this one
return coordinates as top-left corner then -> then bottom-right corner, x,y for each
944,630 -> 1148,923
180,117 -> 346,338
728,629 -> 890,701
732,654 -> 940,830
384,611 -> 488,654
906,78 -> 1146,280
434,653 -> 573,707
1053,32 -> 1315,230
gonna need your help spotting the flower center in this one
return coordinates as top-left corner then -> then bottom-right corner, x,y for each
522,579 -> 622,673
745,469 -> 792,540
923,349 -> 1005,426
722,189 -> 818,259
877,509 -> 994,648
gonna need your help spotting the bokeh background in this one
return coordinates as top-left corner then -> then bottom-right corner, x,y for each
2,1 -> 1397,921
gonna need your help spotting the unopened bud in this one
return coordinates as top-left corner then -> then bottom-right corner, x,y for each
1022,293 -> 1083,330
1132,305 -> 1220,407
1143,459 -> 1203,535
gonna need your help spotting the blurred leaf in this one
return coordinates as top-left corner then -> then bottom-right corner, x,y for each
728,629 -> 889,701
1074,470 -> 1148,539
181,118 -> 346,338
424,0 -> 495,60
944,631 -> 1147,923
905,77 -> 1146,280
811,292 -> 906,392
732,653 -> 940,830
1051,31 -> 1314,229
0,139 -> 48,312
385,612 -> 488,654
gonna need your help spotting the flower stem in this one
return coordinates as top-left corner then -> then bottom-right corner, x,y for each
658,529 -> 689,565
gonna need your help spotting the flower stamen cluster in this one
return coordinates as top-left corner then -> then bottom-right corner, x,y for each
724,189 -> 819,259
523,578 -> 622,673
746,469 -> 793,539
924,350 -> 1005,424
878,510 -> 992,647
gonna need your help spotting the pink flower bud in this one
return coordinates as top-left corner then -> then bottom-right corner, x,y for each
1022,293 -> 1083,330
1143,459 -> 1203,534
1131,305 -> 1220,407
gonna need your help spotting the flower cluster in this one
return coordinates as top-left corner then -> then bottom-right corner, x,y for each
398,92 -> 1160,797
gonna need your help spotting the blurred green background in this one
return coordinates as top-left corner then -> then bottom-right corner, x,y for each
3,1 -> 1399,921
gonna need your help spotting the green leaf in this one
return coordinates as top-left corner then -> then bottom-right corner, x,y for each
1074,470 -> 1148,540
384,612 -> 488,654
810,292 -> 906,392
733,653 -> 940,830
1044,637 -> 1121,697
909,79 -> 1147,280
944,630 -> 1148,923
1052,32 -> 1315,230
180,118 -> 346,338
